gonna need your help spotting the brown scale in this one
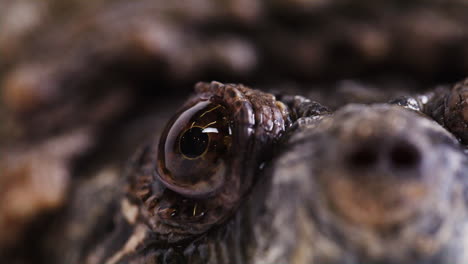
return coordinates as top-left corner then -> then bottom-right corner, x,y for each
126,81 -> 292,243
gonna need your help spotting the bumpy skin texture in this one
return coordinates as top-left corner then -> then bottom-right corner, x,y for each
426,80 -> 468,144
128,82 -> 289,242
80,81 -> 468,264
259,104 -> 467,264
1,1 -> 468,264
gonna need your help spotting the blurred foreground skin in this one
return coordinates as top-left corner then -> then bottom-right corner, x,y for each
1,0 -> 468,264
78,83 -> 467,264
251,105 -> 467,264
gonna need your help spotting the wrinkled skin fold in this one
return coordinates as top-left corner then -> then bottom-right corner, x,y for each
84,81 -> 468,264
2,1 -> 468,264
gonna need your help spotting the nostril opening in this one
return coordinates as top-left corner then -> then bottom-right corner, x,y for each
389,141 -> 421,169
348,146 -> 379,168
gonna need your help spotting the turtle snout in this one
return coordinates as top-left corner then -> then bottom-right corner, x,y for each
324,136 -> 430,229
347,137 -> 422,173
260,105 -> 467,264
315,106 -> 461,231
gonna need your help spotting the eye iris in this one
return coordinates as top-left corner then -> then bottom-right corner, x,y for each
179,127 -> 209,159
157,100 -> 232,196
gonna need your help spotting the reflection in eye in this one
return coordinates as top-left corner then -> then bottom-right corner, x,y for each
157,100 -> 233,197
126,82 -> 291,243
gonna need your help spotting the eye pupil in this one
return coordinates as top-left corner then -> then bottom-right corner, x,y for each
179,127 -> 209,159
157,101 -> 231,196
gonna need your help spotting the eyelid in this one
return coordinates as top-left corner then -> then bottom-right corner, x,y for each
125,81 -> 292,244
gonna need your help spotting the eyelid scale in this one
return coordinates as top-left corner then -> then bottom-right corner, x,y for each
124,81 -> 293,245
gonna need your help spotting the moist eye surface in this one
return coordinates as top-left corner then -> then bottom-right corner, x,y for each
179,127 -> 210,159
123,82 -> 292,246
157,100 -> 232,195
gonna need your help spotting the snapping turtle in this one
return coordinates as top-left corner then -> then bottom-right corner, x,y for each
1,1 -> 468,264
3,79 -> 467,264
81,81 -> 467,264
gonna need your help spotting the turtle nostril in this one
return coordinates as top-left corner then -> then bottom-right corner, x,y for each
389,140 -> 421,169
348,145 -> 379,169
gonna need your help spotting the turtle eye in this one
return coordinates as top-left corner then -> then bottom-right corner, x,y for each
157,100 -> 233,197
127,82 -> 292,243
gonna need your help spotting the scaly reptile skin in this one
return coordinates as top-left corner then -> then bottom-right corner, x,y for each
81,81 -> 467,264
1,1 -> 468,264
